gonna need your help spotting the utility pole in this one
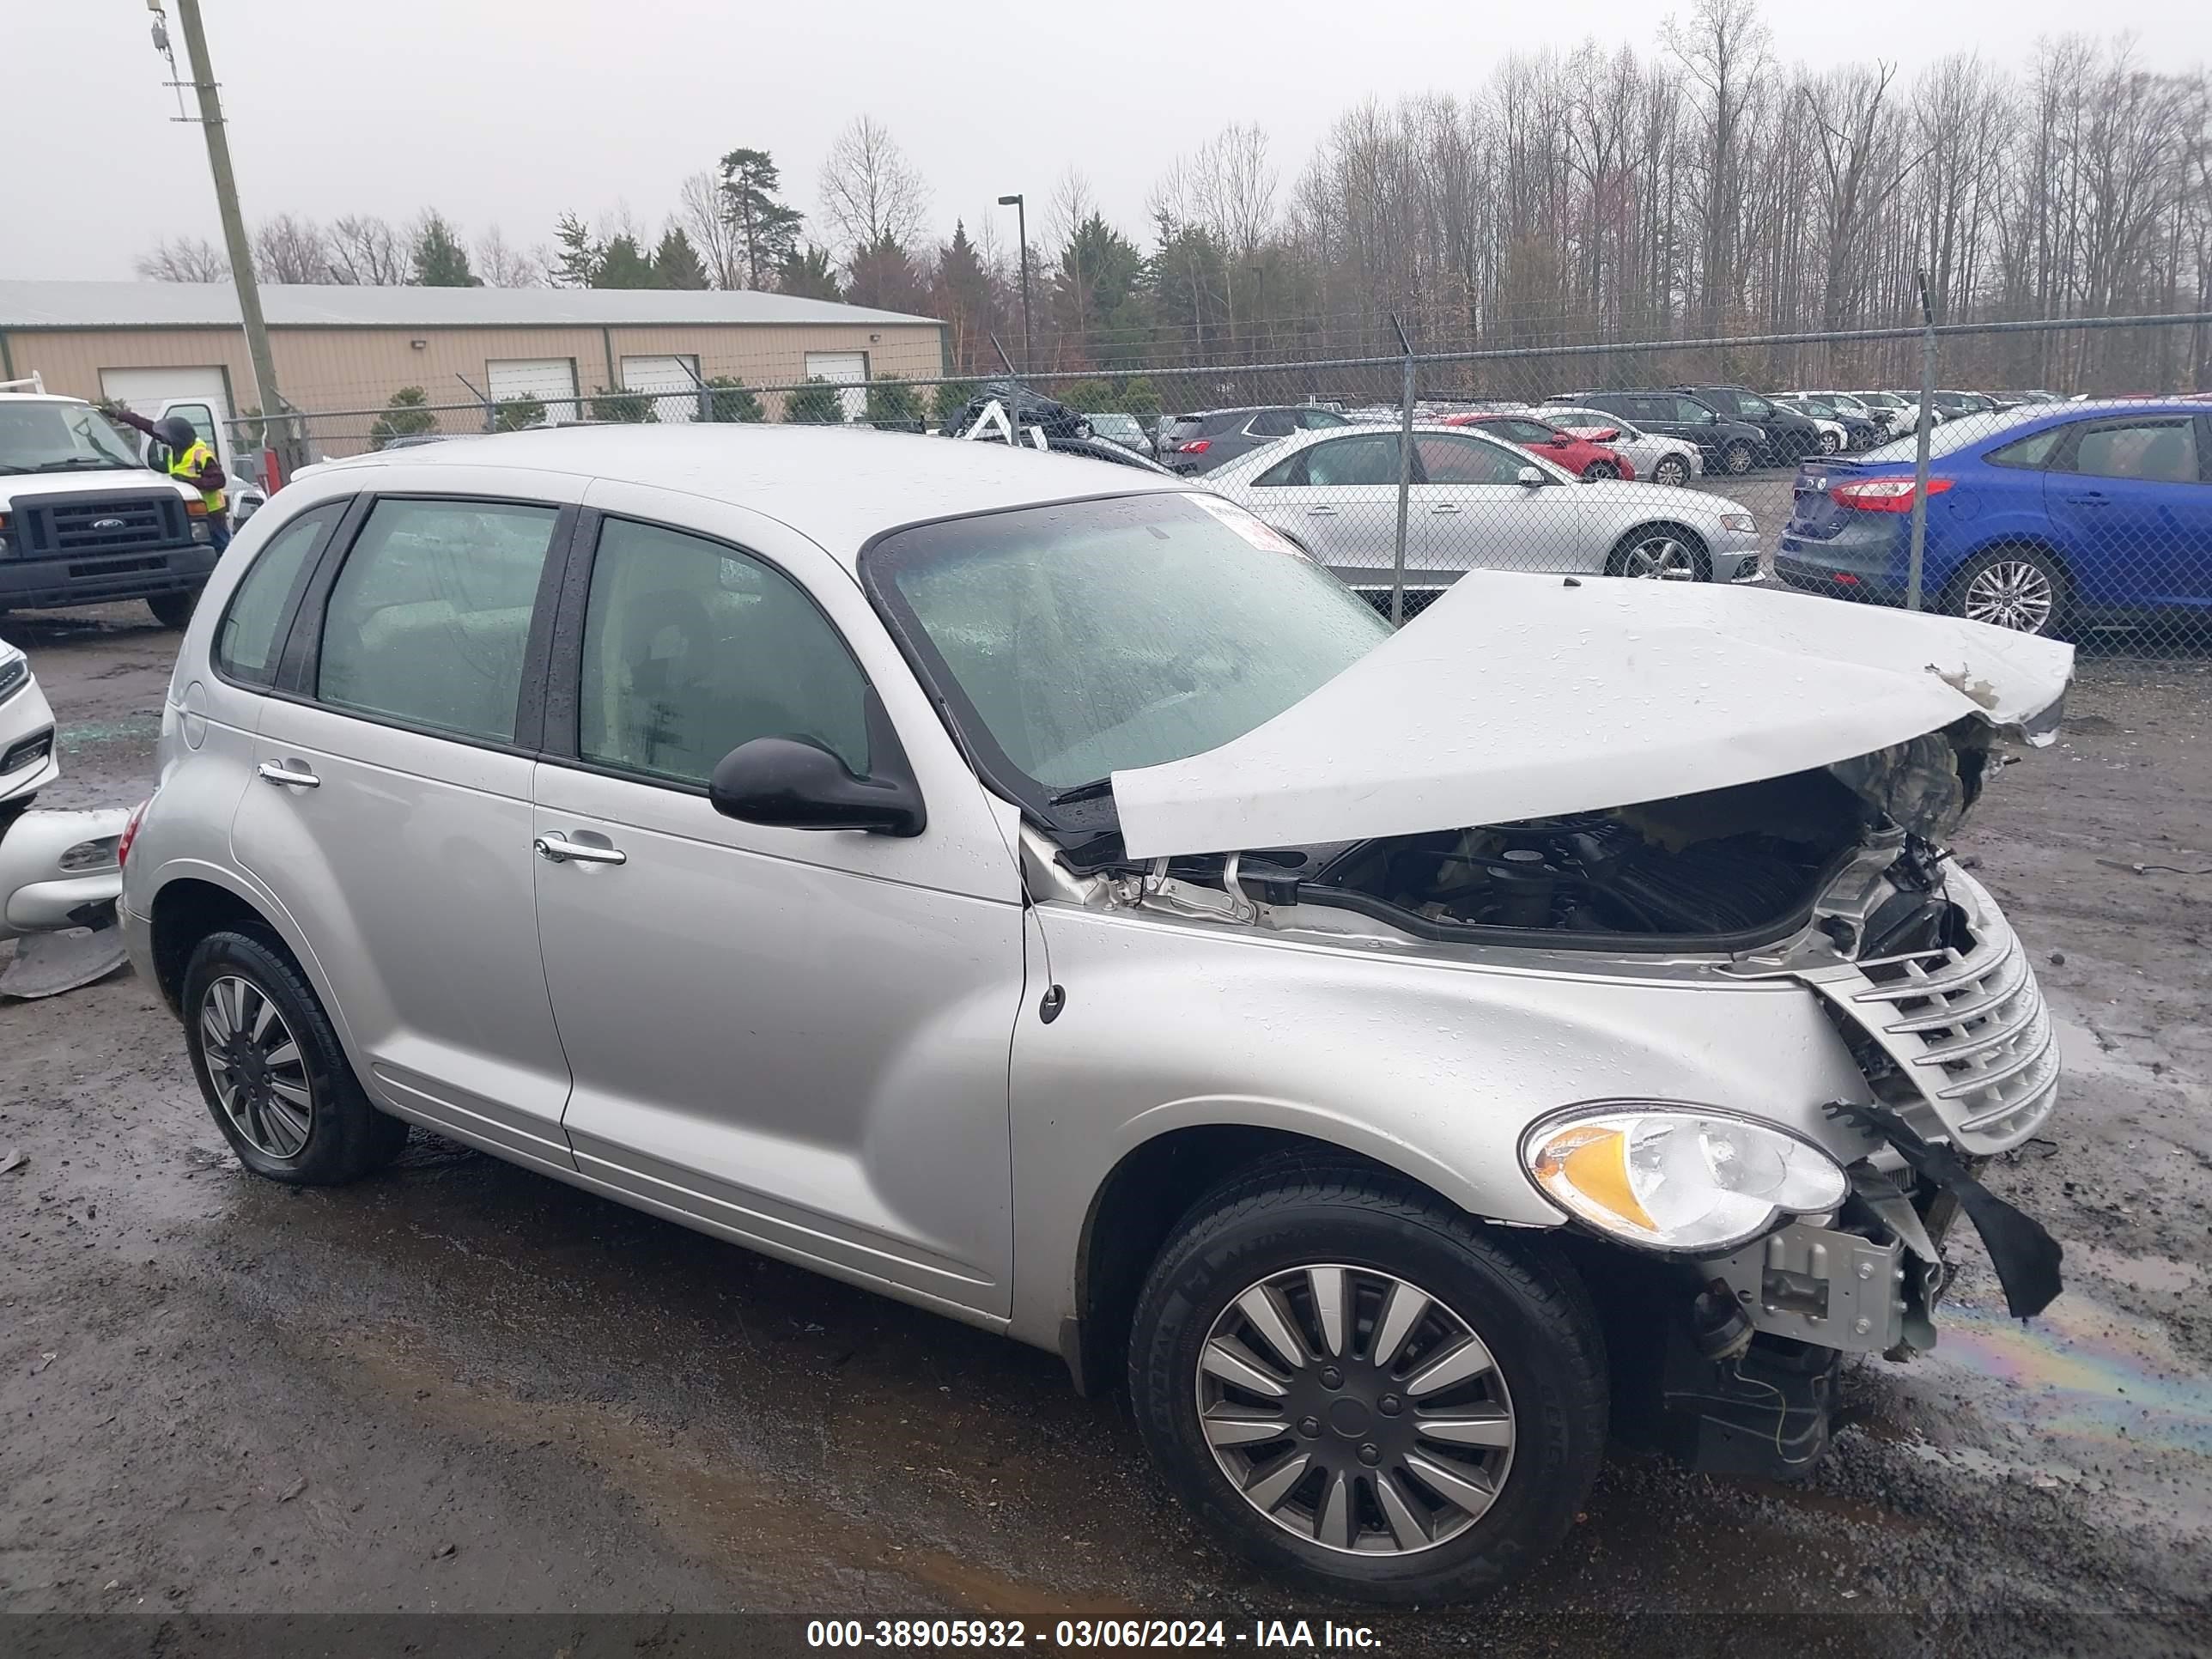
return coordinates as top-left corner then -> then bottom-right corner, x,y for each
161,1 -> 293,471
998,194 -> 1033,373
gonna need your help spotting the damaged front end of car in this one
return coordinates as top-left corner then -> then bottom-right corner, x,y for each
1048,574 -> 2074,1483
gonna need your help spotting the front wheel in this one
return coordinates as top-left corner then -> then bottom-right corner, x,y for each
147,586 -> 203,629
1579,460 -> 1620,482
1651,453 -> 1691,488
1128,1166 -> 1607,1604
1721,441 -> 1755,476
1607,525 -> 1711,580
1948,546 -> 2068,637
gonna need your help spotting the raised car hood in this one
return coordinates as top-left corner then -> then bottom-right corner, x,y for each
1110,572 -> 2073,860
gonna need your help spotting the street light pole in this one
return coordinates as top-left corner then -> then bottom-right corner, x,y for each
997,193 -> 1033,373
163,0 -> 293,472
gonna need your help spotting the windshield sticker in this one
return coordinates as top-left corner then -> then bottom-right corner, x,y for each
1182,492 -> 1309,559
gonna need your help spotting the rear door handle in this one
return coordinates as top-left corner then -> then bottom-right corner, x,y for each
2063,491 -> 2108,504
1307,506 -> 1340,517
256,761 -> 319,789
534,832 -> 626,866
1431,503 -> 1462,514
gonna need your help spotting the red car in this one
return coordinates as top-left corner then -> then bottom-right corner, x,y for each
1442,412 -> 1636,481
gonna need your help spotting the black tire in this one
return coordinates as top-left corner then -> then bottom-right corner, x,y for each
182,929 -> 408,1185
147,586 -> 203,629
1651,454 -> 1691,488
1605,523 -> 1711,581
1579,460 -> 1620,482
1128,1163 -> 1607,1605
1944,545 -> 2069,638
1722,441 -> 1755,476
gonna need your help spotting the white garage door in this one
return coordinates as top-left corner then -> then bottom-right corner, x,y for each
487,358 -> 578,426
100,366 -> 232,425
619,355 -> 700,423
803,351 -> 869,423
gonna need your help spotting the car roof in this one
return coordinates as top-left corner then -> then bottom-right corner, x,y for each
292,425 -> 1189,565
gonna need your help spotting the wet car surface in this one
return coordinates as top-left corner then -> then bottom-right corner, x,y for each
1,604 -> 2207,1656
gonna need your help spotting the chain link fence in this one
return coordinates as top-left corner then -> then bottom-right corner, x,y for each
237,312 -> 2210,651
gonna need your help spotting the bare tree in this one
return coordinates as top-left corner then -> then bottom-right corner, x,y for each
819,117 -> 929,258
326,215 -> 410,285
251,213 -> 333,283
133,235 -> 229,282
1667,0 -> 1772,333
678,169 -> 744,288
473,225 -> 541,288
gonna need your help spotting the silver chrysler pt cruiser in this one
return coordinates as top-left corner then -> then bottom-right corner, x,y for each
119,427 -> 2070,1602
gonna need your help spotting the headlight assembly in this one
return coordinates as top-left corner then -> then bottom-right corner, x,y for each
1719,511 -> 1756,534
1521,1104 -> 1848,1254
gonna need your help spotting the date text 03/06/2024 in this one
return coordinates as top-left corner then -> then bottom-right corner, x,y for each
805,1618 -> 1382,1649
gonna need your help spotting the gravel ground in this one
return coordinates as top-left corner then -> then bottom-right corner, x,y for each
1,600 -> 2206,1658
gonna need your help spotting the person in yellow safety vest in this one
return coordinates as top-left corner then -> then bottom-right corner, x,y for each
105,406 -> 231,551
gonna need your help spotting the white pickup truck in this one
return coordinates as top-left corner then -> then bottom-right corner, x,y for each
0,378 -> 263,628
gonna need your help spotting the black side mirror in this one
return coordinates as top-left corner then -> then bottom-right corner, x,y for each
708,690 -> 926,837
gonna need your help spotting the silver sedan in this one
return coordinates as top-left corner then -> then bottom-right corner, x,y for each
1202,422 -> 1761,596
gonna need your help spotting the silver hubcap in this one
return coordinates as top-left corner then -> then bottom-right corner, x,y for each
200,975 -> 313,1158
1962,560 -> 2057,633
1656,459 -> 1687,485
1819,432 -> 1841,453
1196,1265 -> 1516,1557
1727,447 -> 1751,473
1620,536 -> 1698,580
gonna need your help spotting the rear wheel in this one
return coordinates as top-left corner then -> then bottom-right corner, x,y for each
1128,1165 -> 1606,1604
183,930 -> 408,1184
147,587 -> 203,629
1948,546 -> 2068,637
1816,428 -> 1843,456
1651,454 -> 1691,488
1607,525 -> 1711,581
1722,441 -> 1755,476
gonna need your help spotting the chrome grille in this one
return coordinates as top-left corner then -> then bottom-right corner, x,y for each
1815,877 -> 2059,1154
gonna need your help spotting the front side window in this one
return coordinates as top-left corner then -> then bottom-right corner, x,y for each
1669,397 -> 1720,424
1245,410 -> 1297,438
1304,434 -> 1403,488
318,497 -> 559,743
2065,419 -> 2199,483
1415,434 -> 1524,484
866,493 -> 1389,799
578,518 -> 870,786
214,502 -> 346,684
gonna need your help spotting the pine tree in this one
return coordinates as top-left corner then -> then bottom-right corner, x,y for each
653,227 -> 710,289
719,148 -> 805,289
550,212 -> 600,287
864,374 -> 922,426
845,235 -> 927,313
777,245 -> 842,301
593,234 -> 659,289
930,221 -> 1000,373
368,386 -> 439,448
783,378 -> 847,423
412,213 -> 480,287
702,377 -> 764,422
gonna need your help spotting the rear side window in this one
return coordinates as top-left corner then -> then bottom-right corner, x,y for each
1251,451 -> 1310,487
1297,409 -> 1347,429
578,518 -> 870,785
213,502 -> 344,685
317,498 -> 560,743
1985,427 -> 2067,471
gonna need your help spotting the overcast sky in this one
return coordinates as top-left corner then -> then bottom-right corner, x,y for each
9,0 -> 2208,283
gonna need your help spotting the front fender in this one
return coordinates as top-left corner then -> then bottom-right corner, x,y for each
1006,902 -> 1870,1349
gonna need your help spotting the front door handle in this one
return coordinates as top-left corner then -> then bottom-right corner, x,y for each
534,832 -> 626,866
256,761 -> 320,789
1431,503 -> 1462,514
1307,506 -> 1340,517
2063,491 -> 2108,504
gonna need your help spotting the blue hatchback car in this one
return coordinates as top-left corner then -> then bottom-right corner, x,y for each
1775,400 -> 2212,635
